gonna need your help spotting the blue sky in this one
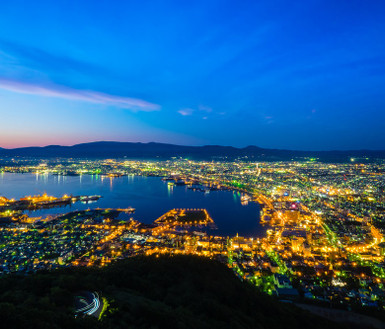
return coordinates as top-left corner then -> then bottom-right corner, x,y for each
0,0 -> 384,150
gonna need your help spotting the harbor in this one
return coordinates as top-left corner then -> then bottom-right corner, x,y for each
0,172 -> 261,237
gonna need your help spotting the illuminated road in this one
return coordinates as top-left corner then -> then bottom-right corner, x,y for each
75,291 -> 103,318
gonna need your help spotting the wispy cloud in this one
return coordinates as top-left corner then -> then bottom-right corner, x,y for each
263,115 -> 274,125
198,105 -> 212,113
0,78 -> 160,111
0,40 -> 160,111
178,105 -> 216,118
0,39 -> 108,79
178,108 -> 194,116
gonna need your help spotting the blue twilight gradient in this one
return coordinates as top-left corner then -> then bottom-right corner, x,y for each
0,0 -> 384,150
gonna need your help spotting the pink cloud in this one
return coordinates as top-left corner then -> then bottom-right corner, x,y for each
0,78 -> 160,111
178,108 -> 194,116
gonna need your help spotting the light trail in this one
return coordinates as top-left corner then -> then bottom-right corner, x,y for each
86,293 -> 100,315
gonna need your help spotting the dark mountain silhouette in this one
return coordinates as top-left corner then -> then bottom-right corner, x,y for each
0,141 -> 384,161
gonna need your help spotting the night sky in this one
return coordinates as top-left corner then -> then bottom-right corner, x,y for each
0,0 -> 384,150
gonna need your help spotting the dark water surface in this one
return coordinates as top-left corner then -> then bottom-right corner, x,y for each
0,173 -> 263,237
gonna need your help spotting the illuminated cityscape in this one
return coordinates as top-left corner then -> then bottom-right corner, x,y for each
1,157 -> 385,319
1,0 -> 385,327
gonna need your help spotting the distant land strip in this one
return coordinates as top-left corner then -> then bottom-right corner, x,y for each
1,141 -> 385,161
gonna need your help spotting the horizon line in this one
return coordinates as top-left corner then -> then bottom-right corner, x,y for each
1,140 -> 385,153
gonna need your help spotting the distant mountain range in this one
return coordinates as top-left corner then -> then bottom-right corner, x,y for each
0,141 -> 384,161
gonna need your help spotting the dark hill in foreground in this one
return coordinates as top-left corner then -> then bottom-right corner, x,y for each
0,255 -> 354,329
0,141 -> 384,161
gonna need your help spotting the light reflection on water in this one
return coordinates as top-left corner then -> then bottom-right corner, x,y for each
0,173 -> 263,237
